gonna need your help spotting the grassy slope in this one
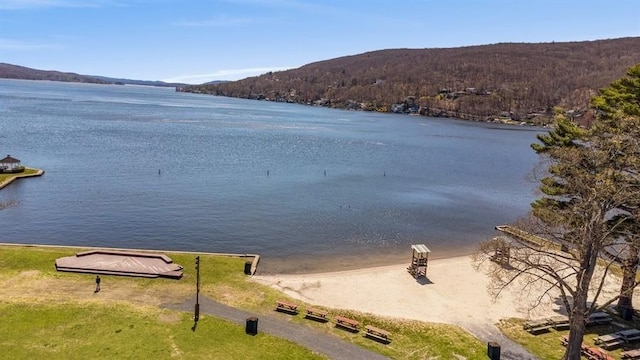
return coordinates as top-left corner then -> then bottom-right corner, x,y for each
498,318 -> 640,360
0,302 -> 322,360
0,245 -> 487,359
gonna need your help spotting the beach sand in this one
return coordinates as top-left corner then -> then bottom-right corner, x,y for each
252,255 -> 631,359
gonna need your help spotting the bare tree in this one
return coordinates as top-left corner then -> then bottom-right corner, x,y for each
476,110 -> 638,359
591,64 -> 640,311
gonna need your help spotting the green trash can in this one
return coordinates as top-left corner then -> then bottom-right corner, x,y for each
244,261 -> 252,275
246,317 -> 258,335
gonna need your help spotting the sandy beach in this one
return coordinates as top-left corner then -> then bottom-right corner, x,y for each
253,255 -> 564,325
252,255 -> 631,358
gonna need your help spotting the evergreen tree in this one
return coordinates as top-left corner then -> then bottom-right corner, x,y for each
590,64 -> 640,311
476,64 -> 640,360
530,114 -> 624,360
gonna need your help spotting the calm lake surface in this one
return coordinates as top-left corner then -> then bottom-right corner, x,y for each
0,79 -> 545,273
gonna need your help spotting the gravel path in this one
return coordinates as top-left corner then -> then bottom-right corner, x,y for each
462,322 -> 538,360
162,295 -> 389,360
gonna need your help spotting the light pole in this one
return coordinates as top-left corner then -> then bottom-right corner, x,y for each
194,256 -> 200,322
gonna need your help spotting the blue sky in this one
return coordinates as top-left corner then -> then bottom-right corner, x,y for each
1,0 -> 639,84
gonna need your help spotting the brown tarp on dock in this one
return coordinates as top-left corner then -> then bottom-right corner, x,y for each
55,250 -> 183,279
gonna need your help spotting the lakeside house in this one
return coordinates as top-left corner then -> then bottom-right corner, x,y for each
0,154 -> 23,173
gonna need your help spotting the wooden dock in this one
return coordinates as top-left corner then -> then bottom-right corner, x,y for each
55,249 -> 184,278
495,225 -> 565,252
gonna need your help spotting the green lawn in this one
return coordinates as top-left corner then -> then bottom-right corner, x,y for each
0,302 -> 324,360
0,245 -> 488,359
0,167 -> 42,191
498,317 -> 640,360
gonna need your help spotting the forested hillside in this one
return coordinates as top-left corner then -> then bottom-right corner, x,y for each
0,63 -> 108,84
182,37 -> 640,125
0,63 -> 185,87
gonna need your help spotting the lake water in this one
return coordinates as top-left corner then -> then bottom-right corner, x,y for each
0,79 -> 545,273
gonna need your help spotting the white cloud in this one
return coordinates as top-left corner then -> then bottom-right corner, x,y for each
0,0 -> 125,10
0,38 -> 61,51
163,66 -> 293,84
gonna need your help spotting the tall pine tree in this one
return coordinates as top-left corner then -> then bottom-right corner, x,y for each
590,64 -> 640,311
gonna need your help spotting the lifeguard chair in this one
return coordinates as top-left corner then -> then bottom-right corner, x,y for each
407,244 -> 430,278
490,236 -> 511,267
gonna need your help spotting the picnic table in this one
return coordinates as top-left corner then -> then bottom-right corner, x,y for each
305,307 -> 328,322
619,328 -> 640,343
582,346 -> 615,360
594,333 -> 625,350
548,315 -> 570,330
562,336 -> 614,360
364,325 -> 391,343
335,315 -> 359,332
523,318 -> 553,334
587,312 -> 613,326
622,349 -> 640,359
275,300 -> 299,314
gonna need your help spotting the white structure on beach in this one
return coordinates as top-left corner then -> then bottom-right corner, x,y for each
407,244 -> 430,278
0,154 -> 21,172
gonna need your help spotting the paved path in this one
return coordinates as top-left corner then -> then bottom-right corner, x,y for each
463,322 -> 538,360
162,295 -> 389,360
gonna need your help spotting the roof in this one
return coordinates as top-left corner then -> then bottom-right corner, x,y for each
411,244 -> 431,254
0,155 -> 20,163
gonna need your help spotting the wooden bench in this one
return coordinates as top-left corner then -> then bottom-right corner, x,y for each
275,300 -> 299,314
305,307 -> 328,322
365,325 -> 391,343
335,315 -> 359,332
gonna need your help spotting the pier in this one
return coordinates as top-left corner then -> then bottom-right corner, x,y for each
495,225 -> 566,252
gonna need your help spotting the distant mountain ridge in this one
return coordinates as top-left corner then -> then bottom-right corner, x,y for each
4,37 -> 640,125
182,37 -> 640,125
91,75 -> 187,87
0,63 -> 187,87
0,63 -> 109,84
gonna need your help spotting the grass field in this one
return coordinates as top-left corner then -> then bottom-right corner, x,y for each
0,167 -> 42,193
498,317 -> 640,360
0,302 -> 325,360
0,245 -> 489,359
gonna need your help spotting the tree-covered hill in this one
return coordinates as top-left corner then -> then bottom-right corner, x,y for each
0,63 -> 109,84
182,37 -> 640,125
0,63 -> 186,87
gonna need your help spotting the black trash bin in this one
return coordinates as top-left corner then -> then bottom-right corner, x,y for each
246,317 -> 258,335
620,306 -> 634,321
244,261 -> 252,275
487,342 -> 500,360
